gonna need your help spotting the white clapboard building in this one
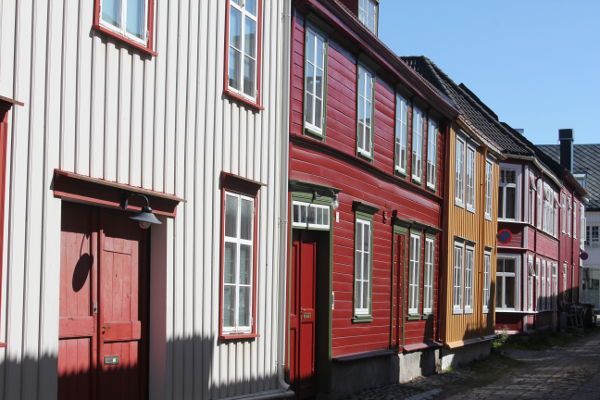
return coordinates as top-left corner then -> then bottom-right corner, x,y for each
0,0 -> 292,398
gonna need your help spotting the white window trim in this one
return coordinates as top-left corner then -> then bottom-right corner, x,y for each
464,245 -> 475,314
454,137 -> 465,208
291,201 -> 331,230
303,27 -> 327,135
412,107 -> 424,183
452,241 -> 464,314
483,251 -> 492,314
408,233 -> 421,315
498,164 -> 521,222
496,255 -> 519,311
485,159 -> 493,220
426,119 -> 438,190
394,94 -> 408,174
357,65 -> 374,158
465,145 -> 476,213
423,237 -> 435,315
223,192 -> 255,334
358,0 -> 378,33
354,218 -> 371,316
527,255 -> 534,312
99,0 -> 150,46
227,0 -> 259,101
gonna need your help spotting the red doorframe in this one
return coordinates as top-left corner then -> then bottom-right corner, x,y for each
58,202 -> 150,400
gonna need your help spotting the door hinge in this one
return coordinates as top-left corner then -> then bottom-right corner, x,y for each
93,302 -> 98,315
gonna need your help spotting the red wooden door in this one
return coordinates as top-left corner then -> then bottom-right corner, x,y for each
288,231 -> 317,399
58,203 -> 149,400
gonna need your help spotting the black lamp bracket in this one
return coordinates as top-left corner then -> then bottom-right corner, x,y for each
121,192 -> 151,211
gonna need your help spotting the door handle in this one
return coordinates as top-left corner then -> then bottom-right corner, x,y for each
101,324 -> 110,334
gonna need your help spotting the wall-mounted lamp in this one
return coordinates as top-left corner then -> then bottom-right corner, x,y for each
313,189 -> 340,210
121,193 -> 162,230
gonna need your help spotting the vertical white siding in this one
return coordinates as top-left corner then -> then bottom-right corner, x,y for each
0,0 -> 290,399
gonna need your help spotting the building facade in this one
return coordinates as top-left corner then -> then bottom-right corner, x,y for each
0,1 -> 292,399
286,0 -> 458,397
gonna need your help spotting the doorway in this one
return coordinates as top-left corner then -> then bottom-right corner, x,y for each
57,202 -> 150,400
288,229 -> 329,399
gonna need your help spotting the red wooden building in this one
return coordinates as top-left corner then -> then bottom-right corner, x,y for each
285,0 -> 458,397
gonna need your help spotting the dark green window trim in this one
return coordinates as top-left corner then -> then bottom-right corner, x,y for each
291,190 -> 334,232
303,23 -> 329,141
406,314 -> 421,321
356,63 -> 376,161
353,202 -> 377,321
407,229 -> 423,317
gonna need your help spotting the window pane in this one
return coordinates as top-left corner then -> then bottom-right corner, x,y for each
363,224 -> 370,253
238,286 -> 250,327
239,244 -> 252,285
496,278 -> 503,307
245,17 -> 257,58
316,37 -> 325,69
230,7 -> 242,50
506,187 -> 516,219
305,94 -> 314,126
240,198 -> 253,240
243,55 -> 256,96
225,195 -> 238,237
505,277 -> 515,308
223,286 -> 235,327
126,0 -> 145,39
102,0 -> 122,27
224,242 -> 237,284
362,282 -> 369,309
245,0 -> 257,16
229,48 -> 241,90
314,98 -> 322,129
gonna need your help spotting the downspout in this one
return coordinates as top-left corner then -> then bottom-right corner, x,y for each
479,147 -> 488,338
277,0 -> 292,394
438,121 -> 452,348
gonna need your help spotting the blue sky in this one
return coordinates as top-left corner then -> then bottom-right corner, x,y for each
379,0 -> 600,144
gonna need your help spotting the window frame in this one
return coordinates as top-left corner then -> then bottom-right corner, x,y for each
498,165 -> 520,221
452,241 -> 464,314
354,214 -> 373,320
411,106 -> 424,183
454,137 -> 465,207
496,256 -> 519,311
220,188 -> 259,339
483,251 -> 492,314
303,25 -> 328,137
93,0 -> 156,56
394,94 -> 409,175
224,0 -> 264,109
485,159 -> 493,220
465,145 -> 476,212
423,237 -> 435,315
426,119 -> 438,190
527,255 -> 534,312
408,233 -> 422,316
356,64 -> 375,159
358,0 -> 379,34
464,245 -> 475,313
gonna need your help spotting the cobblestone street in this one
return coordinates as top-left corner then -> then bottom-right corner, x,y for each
348,329 -> 600,399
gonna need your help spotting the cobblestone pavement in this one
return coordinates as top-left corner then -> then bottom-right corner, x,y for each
347,329 -> 600,400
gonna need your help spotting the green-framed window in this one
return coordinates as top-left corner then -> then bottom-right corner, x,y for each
354,217 -> 372,316
426,119 -> 438,189
304,26 -> 327,136
423,236 -> 435,314
408,232 -> 421,315
395,94 -> 408,174
412,106 -> 424,182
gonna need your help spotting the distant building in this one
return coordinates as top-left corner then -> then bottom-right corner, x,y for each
539,137 -> 600,309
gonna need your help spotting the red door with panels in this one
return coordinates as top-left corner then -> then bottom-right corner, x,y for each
288,230 -> 318,399
58,202 -> 149,400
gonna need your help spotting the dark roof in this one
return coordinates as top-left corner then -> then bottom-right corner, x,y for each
538,144 -> 600,210
400,56 -> 532,156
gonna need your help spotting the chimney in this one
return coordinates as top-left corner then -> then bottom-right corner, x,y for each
559,129 -> 574,172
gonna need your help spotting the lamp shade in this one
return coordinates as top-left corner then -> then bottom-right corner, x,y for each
129,206 -> 162,228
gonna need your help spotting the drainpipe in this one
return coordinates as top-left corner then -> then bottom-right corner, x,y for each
438,121 -> 452,352
276,0 -> 292,394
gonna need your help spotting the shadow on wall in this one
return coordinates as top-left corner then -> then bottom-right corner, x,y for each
0,336 -> 280,400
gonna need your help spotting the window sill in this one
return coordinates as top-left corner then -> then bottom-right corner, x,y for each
426,183 -> 436,191
304,126 -> 325,140
422,313 -> 433,320
406,314 -> 421,321
411,177 -> 422,185
394,167 -> 407,177
223,88 -> 263,112
352,315 -> 373,323
357,150 -> 373,161
455,200 -> 465,208
219,332 -> 258,341
452,308 -> 463,315
92,24 -> 157,57
466,206 -> 476,214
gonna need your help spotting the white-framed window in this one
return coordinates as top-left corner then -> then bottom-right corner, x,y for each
590,226 -> 600,246
566,197 -> 572,236
573,201 -> 578,239
483,251 -> 492,313
408,233 -> 421,315
561,195 -> 567,234
581,203 -> 586,247
528,174 -> 537,225
552,263 -> 558,310
223,192 -> 255,333
465,146 -> 476,212
395,94 -> 408,174
412,107 -> 424,182
304,27 -> 326,134
292,201 -> 330,230
354,218 -> 371,316
426,119 -> 438,189
357,65 -> 374,157
542,184 -> 556,236
536,259 -> 541,310
455,137 -> 465,207
536,179 -> 543,229
227,0 -> 260,100
358,0 -> 378,33
562,262 -> 568,294
545,261 -> 551,310
453,242 -> 464,313
464,246 -> 475,313
99,0 -> 150,45
423,237 -> 435,314
527,255 -> 534,311
499,167 -> 518,220
485,159 -> 493,219
496,256 -> 518,310
540,259 -> 546,310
